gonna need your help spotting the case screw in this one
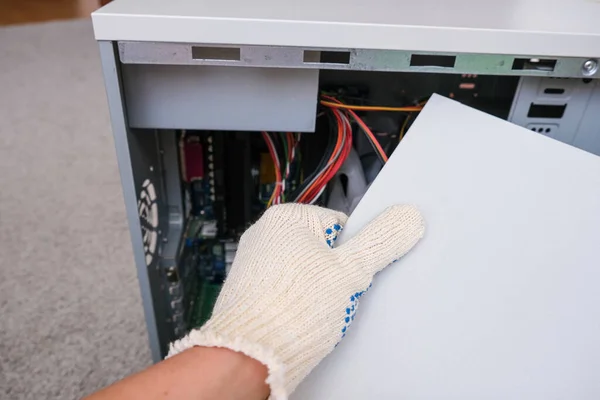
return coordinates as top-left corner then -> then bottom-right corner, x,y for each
582,59 -> 598,76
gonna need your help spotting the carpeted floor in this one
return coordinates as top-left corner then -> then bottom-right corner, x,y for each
0,19 -> 152,399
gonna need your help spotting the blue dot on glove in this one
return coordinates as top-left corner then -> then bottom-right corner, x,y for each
337,283 -> 374,344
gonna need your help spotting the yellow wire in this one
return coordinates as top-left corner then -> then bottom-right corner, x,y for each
320,100 -> 423,112
266,185 -> 276,208
399,115 -> 411,142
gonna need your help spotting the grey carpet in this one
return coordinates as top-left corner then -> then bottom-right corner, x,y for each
0,19 -> 152,399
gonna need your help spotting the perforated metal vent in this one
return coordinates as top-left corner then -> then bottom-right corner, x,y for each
138,179 -> 159,266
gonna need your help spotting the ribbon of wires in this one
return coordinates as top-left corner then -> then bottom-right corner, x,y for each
263,95 -> 425,206
321,94 -> 389,164
287,106 -> 353,204
262,131 -> 301,207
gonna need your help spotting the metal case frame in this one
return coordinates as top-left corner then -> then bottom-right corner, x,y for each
98,40 -> 600,361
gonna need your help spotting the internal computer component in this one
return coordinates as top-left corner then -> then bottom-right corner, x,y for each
171,75 -> 517,338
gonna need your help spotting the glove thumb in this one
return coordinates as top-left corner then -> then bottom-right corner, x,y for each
334,205 -> 425,276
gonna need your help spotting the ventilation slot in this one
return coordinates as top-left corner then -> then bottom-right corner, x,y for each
512,58 -> 556,72
527,103 -> 566,119
138,179 -> 159,266
192,46 -> 241,61
303,50 -> 351,64
543,88 -> 565,95
410,54 -> 456,68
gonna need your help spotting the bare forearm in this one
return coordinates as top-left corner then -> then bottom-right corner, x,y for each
85,347 -> 269,400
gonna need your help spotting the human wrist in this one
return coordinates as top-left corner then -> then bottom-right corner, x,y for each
187,346 -> 270,399
171,328 -> 286,399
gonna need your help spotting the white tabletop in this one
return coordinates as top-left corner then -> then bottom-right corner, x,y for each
92,0 -> 600,57
293,95 -> 600,399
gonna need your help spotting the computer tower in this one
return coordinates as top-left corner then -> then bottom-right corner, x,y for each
93,0 -> 600,361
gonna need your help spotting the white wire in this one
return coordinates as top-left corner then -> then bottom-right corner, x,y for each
263,133 -> 280,173
286,138 -> 294,181
293,139 -> 339,202
309,185 -> 327,205
302,111 -> 347,202
273,182 -> 283,205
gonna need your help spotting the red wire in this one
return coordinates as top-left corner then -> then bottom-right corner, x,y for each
304,113 -> 352,203
314,118 -> 351,198
346,109 -> 388,163
299,93 -> 387,203
286,132 -> 294,161
298,113 -> 345,203
301,110 -> 352,203
321,94 -> 342,104
299,116 -> 342,202
321,94 -> 388,163
261,132 -> 282,205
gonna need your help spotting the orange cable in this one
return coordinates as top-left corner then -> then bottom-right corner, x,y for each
319,100 -> 423,112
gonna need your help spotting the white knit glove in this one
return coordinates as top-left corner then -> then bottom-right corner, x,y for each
168,204 -> 425,399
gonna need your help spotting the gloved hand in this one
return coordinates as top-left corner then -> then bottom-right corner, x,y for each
168,203 -> 425,399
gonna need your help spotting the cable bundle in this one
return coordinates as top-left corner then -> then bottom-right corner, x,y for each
262,95 -> 426,207
320,95 -> 389,165
261,131 -> 301,207
293,106 -> 353,204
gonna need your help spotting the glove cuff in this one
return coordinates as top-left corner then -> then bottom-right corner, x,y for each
167,329 -> 288,400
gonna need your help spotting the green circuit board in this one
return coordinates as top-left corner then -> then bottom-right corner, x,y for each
188,280 -> 222,329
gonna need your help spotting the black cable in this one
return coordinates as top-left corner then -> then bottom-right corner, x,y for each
293,139 -> 302,190
289,110 -> 337,201
270,133 -> 286,170
289,142 -> 331,200
359,124 -> 387,165
347,111 -> 387,165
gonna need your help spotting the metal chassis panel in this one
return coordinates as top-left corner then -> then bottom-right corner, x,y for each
119,41 -> 600,79
99,41 -> 185,361
508,77 -> 600,156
